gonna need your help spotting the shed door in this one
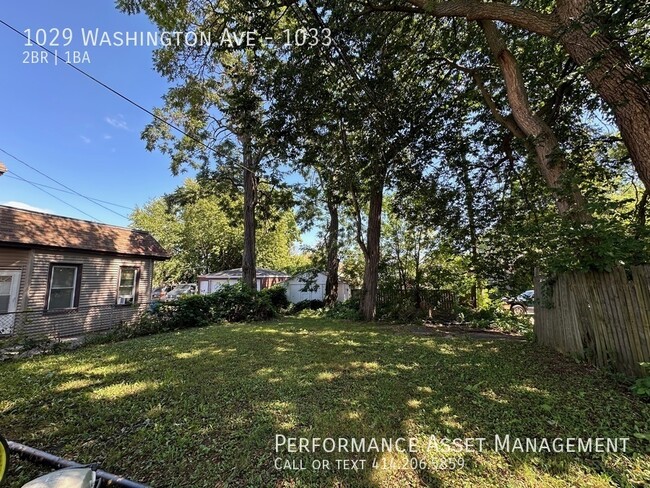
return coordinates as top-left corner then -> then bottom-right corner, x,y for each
0,270 -> 21,335
199,281 -> 209,295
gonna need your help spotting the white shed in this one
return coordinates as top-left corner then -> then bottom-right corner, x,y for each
284,271 -> 351,304
198,268 -> 290,294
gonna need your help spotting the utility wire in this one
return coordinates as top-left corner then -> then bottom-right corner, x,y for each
6,171 -> 99,221
0,18 -> 253,176
0,147 -> 130,220
3,172 -> 134,211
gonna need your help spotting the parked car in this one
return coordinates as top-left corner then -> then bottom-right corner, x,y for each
151,285 -> 173,301
504,289 -> 534,315
162,283 -> 197,301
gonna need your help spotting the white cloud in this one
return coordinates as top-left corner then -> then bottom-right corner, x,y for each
105,114 -> 128,130
1,201 -> 51,213
103,133 -> 112,140
80,135 -> 91,144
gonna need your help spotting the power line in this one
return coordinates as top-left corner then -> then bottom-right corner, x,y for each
0,18 -> 253,176
5,171 -> 99,221
0,147 -> 130,220
3,171 -> 134,211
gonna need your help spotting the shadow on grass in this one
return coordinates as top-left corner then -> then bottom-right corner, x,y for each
1,317 -> 648,487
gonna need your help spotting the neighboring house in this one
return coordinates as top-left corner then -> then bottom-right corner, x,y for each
198,268 -> 290,294
0,205 -> 168,339
284,271 -> 351,304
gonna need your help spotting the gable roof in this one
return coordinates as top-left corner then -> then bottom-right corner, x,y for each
199,268 -> 290,279
0,205 -> 169,259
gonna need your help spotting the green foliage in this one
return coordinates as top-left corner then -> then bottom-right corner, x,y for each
287,299 -> 325,314
539,209 -> 650,274
376,296 -> 427,322
3,317 -> 649,486
112,284 -> 276,339
455,302 -> 533,334
323,298 -> 362,321
259,285 -> 289,310
160,294 -> 216,329
111,312 -> 171,340
200,283 -> 275,323
131,179 -> 302,283
632,363 -> 650,399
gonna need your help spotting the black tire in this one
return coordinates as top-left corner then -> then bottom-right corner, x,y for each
511,304 -> 526,315
0,434 -> 8,484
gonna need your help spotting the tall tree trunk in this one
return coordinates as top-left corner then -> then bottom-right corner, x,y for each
241,136 -> 257,290
324,191 -> 340,306
479,20 -> 590,220
460,163 -> 479,308
360,181 -> 384,321
635,189 -> 649,240
555,0 -> 650,191
413,229 -> 423,309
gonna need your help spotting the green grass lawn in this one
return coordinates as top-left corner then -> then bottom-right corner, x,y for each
1,318 -> 648,487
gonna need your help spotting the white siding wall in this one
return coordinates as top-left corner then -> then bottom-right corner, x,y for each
285,273 -> 351,304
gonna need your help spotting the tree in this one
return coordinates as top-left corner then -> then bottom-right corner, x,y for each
117,1 -> 289,289
131,179 -> 302,283
365,0 -> 650,192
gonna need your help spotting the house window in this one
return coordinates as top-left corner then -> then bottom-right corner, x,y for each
47,264 -> 81,311
117,267 -> 138,305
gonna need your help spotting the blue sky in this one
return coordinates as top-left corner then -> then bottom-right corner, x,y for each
0,1 -> 190,226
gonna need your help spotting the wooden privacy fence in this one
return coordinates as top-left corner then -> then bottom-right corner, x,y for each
534,265 -> 650,377
376,288 -> 456,316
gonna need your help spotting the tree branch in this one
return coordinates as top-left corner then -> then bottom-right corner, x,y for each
364,1 -> 558,37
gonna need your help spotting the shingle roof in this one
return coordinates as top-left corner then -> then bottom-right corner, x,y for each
199,268 -> 290,279
0,205 -> 169,259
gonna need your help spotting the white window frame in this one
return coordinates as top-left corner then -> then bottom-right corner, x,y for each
47,264 -> 80,311
117,267 -> 138,305
0,270 -> 21,335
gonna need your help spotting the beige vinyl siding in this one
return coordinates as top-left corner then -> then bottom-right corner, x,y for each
17,251 -> 153,339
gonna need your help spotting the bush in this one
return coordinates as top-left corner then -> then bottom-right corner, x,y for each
632,363 -> 650,399
288,299 -> 325,314
207,283 -> 275,322
376,296 -> 426,322
323,299 -> 361,320
260,285 -> 289,310
161,294 -> 214,329
111,312 -> 172,340
111,284 -> 276,340
455,303 -> 532,334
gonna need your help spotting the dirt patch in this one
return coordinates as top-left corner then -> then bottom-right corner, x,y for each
384,322 -> 527,342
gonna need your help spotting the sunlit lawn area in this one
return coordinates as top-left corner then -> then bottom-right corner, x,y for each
1,317 -> 648,487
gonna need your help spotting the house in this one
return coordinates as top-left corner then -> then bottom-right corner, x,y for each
284,271 -> 351,304
0,205 -> 168,339
198,268 -> 290,294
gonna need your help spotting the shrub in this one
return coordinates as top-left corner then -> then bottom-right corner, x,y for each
111,312 -> 171,340
260,285 -> 289,310
207,283 -> 276,322
111,284 -> 276,340
323,299 -> 361,320
289,299 -> 325,313
160,294 -> 214,329
455,303 -> 532,334
632,363 -> 650,399
377,296 -> 426,322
